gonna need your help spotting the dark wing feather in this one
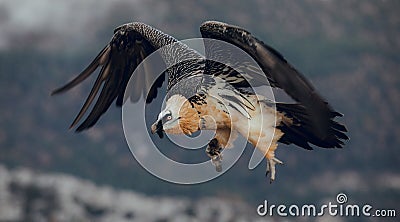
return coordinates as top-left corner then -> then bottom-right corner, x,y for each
52,24 -> 167,131
51,45 -> 111,95
200,21 -> 348,148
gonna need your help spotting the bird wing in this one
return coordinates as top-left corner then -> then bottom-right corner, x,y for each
200,21 -> 348,147
52,23 -> 176,131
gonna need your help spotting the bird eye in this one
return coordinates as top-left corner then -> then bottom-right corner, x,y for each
163,113 -> 172,123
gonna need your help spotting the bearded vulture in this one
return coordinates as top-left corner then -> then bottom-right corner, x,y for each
52,21 -> 348,182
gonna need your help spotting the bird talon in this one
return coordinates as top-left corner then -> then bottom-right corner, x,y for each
206,138 -> 223,172
266,157 -> 283,183
211,155 -> 223,172
265,160 -> 270,177
273,157 -> 283,165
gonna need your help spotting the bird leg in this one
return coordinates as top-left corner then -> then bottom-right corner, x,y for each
206,138 -> 223,172
205,128 -> 232,172
265,143 -> 283,183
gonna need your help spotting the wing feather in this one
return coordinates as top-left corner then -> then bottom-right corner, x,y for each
69,58 -> 111,129
200,21 -> 348,148
51,45 -> 111,95
52,23 -> 172,131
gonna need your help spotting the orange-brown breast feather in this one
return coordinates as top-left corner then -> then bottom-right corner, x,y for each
194,101 -> 231,130
177,100 -> 201,135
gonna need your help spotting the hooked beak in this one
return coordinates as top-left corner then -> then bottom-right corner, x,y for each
151,119 -> 164,138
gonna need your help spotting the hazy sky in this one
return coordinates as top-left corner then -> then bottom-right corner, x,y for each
0,0 -> 161,51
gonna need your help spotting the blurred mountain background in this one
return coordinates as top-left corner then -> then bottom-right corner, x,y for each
0,0 -> 399,221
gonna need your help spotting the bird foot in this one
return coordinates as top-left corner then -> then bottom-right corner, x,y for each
265,157 -> 283,183
206,138 -> 223,172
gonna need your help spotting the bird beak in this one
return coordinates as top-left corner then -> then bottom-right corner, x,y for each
151,119 -> 164,138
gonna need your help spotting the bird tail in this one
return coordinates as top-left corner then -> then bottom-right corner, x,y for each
275,103 -> 348,150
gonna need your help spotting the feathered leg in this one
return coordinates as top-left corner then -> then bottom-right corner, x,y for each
264,140 -> 284,183
232,100 -> 285,182
205,128 -> 234,172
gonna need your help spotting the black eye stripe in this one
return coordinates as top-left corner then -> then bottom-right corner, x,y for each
162,113 -> 172,122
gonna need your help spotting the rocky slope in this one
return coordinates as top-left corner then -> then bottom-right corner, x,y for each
0,165 -> 256,222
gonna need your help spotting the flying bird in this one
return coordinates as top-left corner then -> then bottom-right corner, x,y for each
52,21 -> 348,182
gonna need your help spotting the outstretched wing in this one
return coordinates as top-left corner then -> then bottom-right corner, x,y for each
200,21 -> 348,148
52,23 -> 176,131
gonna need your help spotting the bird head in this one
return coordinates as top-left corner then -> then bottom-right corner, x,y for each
151,95 -> 200,138
151,109 -> 178,138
